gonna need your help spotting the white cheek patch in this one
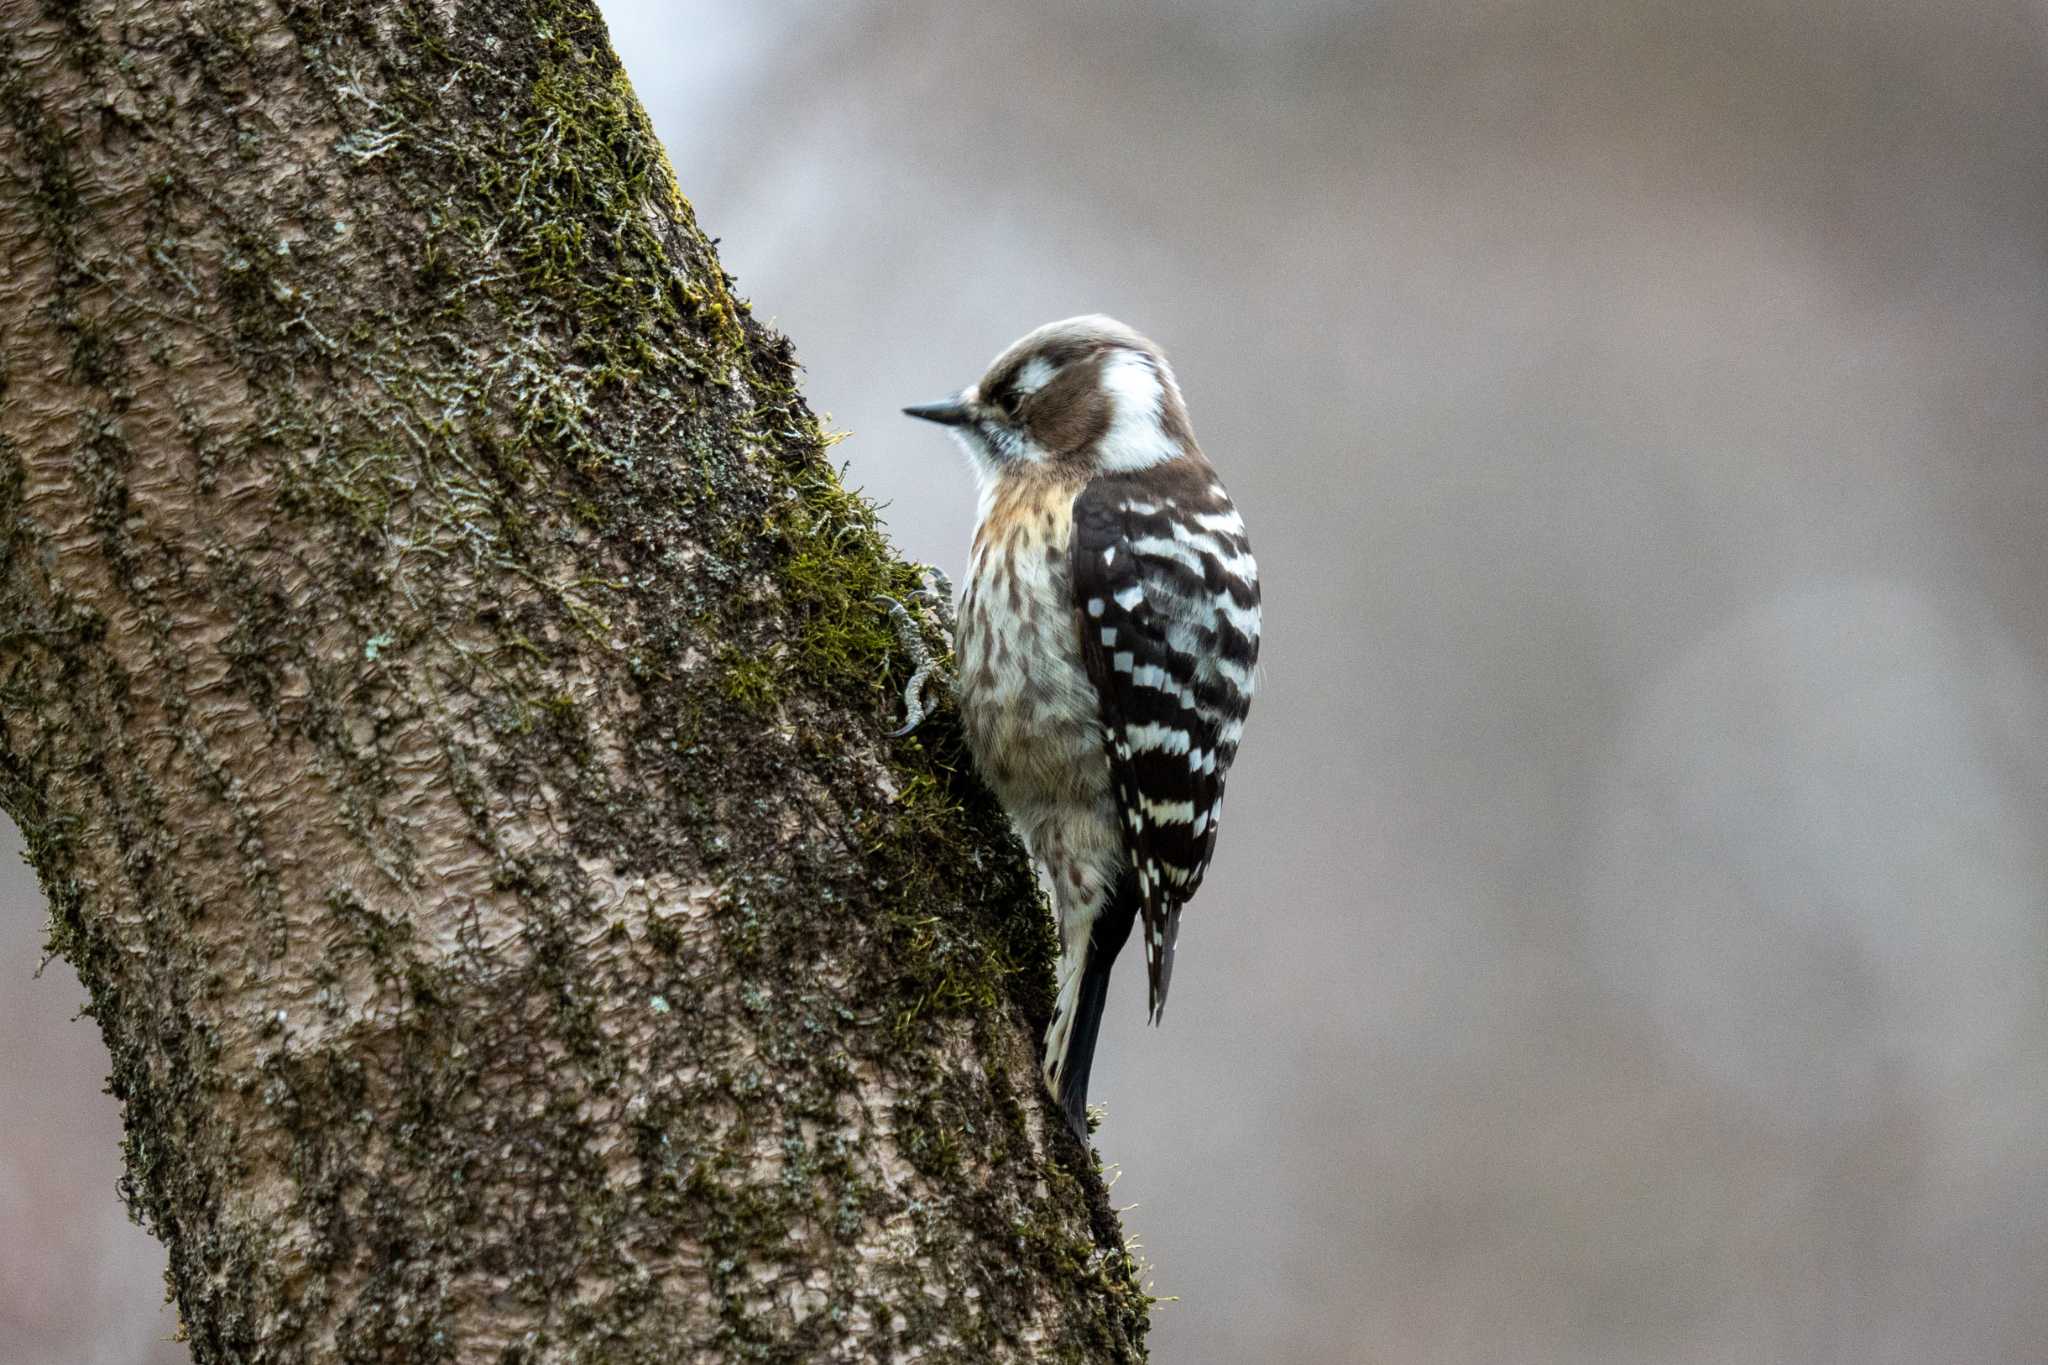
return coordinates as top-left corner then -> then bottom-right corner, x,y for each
957,421 -> 1048,480
953,428 -> 1006,491
1096,350 -> 1183,472
985,422 -> 1044,464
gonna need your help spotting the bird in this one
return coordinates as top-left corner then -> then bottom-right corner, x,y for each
901,314 -> 1261,1140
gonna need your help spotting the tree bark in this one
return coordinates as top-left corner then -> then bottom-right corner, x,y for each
0,1 -> 1147,1360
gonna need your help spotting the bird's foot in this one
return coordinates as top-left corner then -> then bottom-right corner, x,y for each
877,566 -> 954,737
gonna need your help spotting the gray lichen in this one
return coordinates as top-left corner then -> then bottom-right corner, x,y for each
0,0 -> 1149,1360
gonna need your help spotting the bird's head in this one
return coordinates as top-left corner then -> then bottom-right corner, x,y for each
904,314 -> 1197,480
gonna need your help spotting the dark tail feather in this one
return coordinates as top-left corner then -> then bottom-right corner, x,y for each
1155,908 -> 1187,1023
1056,874 -> 1138,1139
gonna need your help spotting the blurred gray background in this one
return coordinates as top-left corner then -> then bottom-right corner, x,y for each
8,1 -> 2048,1361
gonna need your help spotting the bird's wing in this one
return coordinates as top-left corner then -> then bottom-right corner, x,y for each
1070,466 -> 1260,1020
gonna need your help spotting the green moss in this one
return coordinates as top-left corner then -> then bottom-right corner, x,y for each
446,0 -> 746,395
0,0 -> 1147,1357
866,767 -> 1053,1036
712,643 -> 782,714
0,43 -> 84,252
766,467 -> 937,693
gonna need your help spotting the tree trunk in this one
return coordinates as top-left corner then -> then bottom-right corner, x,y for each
0,1 -> 1147,1359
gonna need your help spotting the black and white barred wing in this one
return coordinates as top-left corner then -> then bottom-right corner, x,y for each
1070,469 -> 1260,1021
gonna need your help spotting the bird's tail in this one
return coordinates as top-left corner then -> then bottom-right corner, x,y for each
1043,869 -> 1138,1141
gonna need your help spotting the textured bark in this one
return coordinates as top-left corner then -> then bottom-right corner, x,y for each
0,1 -> 1147,1360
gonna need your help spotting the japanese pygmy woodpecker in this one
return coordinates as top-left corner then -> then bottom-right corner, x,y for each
904,315 -> 1262,1139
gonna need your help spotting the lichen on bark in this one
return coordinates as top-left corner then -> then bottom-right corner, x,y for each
0,0 -> 1149,1359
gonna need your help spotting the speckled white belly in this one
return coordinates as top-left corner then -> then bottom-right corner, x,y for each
955,480 -> 1121,932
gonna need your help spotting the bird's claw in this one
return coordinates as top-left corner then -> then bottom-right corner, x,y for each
878,567 -> 955,738
878,594 -> 938,736
911,566 -> 956,633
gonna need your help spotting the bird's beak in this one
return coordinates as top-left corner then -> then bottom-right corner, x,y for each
902,397 -> 973,427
